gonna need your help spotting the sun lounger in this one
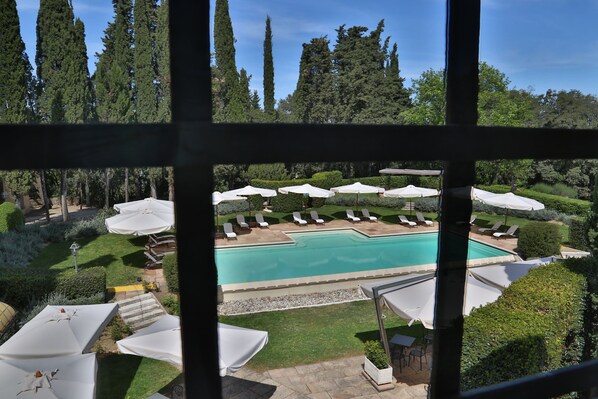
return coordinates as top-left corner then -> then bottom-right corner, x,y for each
361,208 -> 377,222
293,212 -> 307,225
144,251 -> 164,269
346,209 -> 361,223
236,214 -> 250,229
223,222 -> 237,239
148,234 -> 176,248
398,215 -> 416,227
255,213 -> 269,228
415,212 -> 433,226
478,221 -> 503,234
310,210 -> 325,224
493,224 -> 519,239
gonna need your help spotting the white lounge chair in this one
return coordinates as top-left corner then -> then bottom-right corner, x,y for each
310,210 -> 325,224
478,221 -> 503,234
144,251 -> 164,269
493,225 -> 519,239
236,214 -> 249,229
398,215 -> 416,227
361,208 -> 377,222
293,212 -> 307,225
415,212 -> 433,226
223,222 -> 237,239
346,209 -> 361,223
255,213 -> 269,228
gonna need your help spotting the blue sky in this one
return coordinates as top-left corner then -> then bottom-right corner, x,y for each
15,0 -> 598,105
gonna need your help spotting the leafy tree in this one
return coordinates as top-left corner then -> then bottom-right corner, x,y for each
0,0 -> 35,123
276,94 -> 294,122
401,68 -> 445,125
585,174 -> 598,257
263,16 -> 275,119
246,164 -> 289,181
0,171 -> 36,209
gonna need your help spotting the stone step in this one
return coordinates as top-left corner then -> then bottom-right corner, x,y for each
131,315 -> 166,330
115,292 -> 167,331
122,307 -> 165,324
120,303 -> 163,321
118,298 -> 158,315
116,293 -> 154,307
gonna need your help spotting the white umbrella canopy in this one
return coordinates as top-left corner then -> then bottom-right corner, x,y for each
212,191 -> 247,231
330,182 -> 385,210
105,209 -> 175,236
0,304 -> 118,359
476,192 -> 545,224
0,353 -> 97,399
383,184 -> 439,215
114,197 -> 174,214
469,257 -> 554,290
116,315 -> 269,377
278,184 -> 335,218
222,185 -> 277,217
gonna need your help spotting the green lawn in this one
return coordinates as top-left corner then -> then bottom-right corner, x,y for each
29,233 -> 147,287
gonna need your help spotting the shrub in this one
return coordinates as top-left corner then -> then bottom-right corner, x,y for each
0,225 -> 46,268
568,217 -> 589,250
109,315 -> 133,341
364,340 -> 388,369
324,195 -> 404,209
64,211 -> 111,241
162,254 -> 179,293
161,293 -> 180,316
532,183 -> 578,199
518,221 -> 562,259
0,202 -> 24,233
54,267 -> 106,300
0,267 -> 57,309
19,291 -> 105,326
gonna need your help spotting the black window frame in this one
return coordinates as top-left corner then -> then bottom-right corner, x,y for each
3,0 -> 598,398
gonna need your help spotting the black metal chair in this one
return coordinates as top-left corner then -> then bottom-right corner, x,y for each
408,339 -> 429,371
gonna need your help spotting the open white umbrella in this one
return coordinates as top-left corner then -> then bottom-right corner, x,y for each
278,184 -> 335,218
212,191 -> 247,231
0,353 -> 97,399
330,182 -> 384,211
222,185 -> 277,217
105,209 -> 175,236
476,192 -> 545,225
114,197 -> 174,214
116,315 -> 268,377
0,304 -> 118,359
383,184 -> 439,215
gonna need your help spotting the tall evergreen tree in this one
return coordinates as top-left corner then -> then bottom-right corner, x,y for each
134,0 -> 158,123
0,0 -> 34,123
263,15 -> 275,119
156,0 -> 170,122
383,43 -> 411,123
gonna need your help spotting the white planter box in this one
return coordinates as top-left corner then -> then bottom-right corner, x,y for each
363,356 -> 393,385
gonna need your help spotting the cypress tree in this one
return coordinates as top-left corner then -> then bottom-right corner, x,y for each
134,0 -> 158,123
156,0 -> 170,123
0,0 -> 34,123
384,43 -> 411,123
263,15 -> 275,119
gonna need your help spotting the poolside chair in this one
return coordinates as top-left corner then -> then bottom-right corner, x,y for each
478,221 -> 503,234
398,215 -> 416,227
144,251 -> 163,269
148,234 -> 176,248
415,212 -> 433,226
346,209 -> 361,223
493,224 -> 519,239
223,222 -> 237,239
310,210 -> 325,224
292,212 -> 307,225
148,246 -> 175,258
236,214 -> 250,229
361,208 -> 377,222
255,213 -> 269,228
408,339 -> 429,371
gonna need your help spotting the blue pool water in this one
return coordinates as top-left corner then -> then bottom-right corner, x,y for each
215,230 -> 511,285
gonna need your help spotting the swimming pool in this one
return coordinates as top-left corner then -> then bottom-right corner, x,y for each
214,230 -> 513,286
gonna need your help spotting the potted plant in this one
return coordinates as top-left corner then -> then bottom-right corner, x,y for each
363,340 -> 393,385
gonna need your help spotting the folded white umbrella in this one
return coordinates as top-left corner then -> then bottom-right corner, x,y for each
116,315 -> 269,376
330,182 -> 384,209
114,197 -> 174,214
0,304 -> 118,359
0,353 -> 96,399
476,192 -> 545,224
105,209 -> 175,236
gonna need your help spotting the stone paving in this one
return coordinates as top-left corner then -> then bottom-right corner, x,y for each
222,354 -> 430,399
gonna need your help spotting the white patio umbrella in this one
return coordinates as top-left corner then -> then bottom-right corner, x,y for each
0,353 -> 97,399
278,184 -> 335,218
469,257 -> 554,290
383,184 -> 439,215
476,191 -> 545,225
222,185 -> 277,217
114,197 -> 174,214
116,315 -> 268,376
0,304 -> 118,359
105,209 -> 175,236
212,191 -> 247,231
330,182 -> 385,211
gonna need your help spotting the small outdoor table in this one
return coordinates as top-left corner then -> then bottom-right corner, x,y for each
389,334 -> 416,371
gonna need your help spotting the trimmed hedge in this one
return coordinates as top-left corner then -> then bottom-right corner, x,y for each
162,254 -> 178,293
568,217 -> 589,250
54,266 -> 106,299
517,221 -> 562,259
0,202 -> 24,233
461,261 -> 588,390
479,185 -> 591,216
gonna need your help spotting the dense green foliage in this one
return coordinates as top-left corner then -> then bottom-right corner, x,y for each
0,267 -> 56,308
569,217 -> 589,251
155,0 -> 170,122
532,182 -> 578,199
0,202 -> 24,232
162,254 -> 178,293
586,175 -> 598,257
263,16 -> 275,118
461,261 -> 590,390
517,221 -> 562,259
364,340 -> 389,369
54,266 -> 106,299
133,0 -> 157,123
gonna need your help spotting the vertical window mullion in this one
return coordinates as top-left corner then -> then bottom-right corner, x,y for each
430,0 -> 480,397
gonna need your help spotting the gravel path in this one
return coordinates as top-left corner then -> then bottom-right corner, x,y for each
217,288 -> 369,315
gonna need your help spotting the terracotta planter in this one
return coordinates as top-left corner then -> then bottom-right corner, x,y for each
363,356 -> 393,385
